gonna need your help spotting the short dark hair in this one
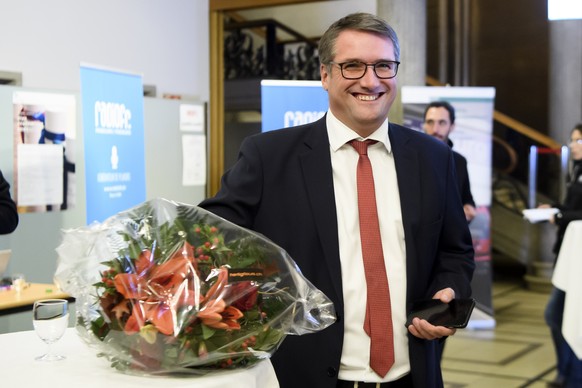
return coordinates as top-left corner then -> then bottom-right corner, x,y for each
423,101 -> 456,124
318,13 -> 400,66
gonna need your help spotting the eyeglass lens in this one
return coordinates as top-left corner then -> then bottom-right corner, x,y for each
339,61 -> 398,79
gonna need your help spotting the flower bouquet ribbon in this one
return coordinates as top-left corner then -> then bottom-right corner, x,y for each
55,198 -> 336,375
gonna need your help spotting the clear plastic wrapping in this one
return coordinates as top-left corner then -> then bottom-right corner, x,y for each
55,198 -> 336,375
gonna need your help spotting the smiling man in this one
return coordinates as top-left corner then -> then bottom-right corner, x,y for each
200,13 -> 474,388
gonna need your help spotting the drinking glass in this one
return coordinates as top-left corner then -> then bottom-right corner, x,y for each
11,273 -> 26,293
32,299 -> 69,361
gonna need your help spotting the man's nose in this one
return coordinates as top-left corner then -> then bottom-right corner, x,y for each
359,65 -> 381,85
425,125 -> 436,134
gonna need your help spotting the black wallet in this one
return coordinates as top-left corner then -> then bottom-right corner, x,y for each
405,298 -> 476,328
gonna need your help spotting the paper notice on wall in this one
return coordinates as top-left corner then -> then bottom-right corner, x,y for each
180,104 -> 204,132
182,134 -> 206,186
16,144 -> 64,206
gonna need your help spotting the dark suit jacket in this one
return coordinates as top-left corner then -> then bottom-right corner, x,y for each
199,116 -> 475,388
0,170 -> 18,235
447,139 -> 475,208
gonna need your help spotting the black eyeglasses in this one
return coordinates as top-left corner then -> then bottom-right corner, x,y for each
328,60 -> 400,79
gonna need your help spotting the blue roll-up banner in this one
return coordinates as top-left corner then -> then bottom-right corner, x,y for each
80,65 -> 146,224
402,86 -> 496,329
261,80 -> 328,132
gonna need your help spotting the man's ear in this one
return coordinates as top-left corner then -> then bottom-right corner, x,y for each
320,63 -> 329,91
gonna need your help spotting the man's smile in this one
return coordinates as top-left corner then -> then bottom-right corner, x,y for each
354,93 -> 383,101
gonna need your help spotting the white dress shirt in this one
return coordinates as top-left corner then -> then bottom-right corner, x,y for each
326,111 -> 410,382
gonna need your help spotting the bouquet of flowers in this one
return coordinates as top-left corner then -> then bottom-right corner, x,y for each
55,198 -> 335,375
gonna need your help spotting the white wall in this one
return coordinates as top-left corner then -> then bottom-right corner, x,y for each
0,0 -> 209,100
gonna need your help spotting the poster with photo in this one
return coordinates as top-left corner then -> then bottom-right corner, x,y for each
12,92 -> 76,213
402,86 -> 496,327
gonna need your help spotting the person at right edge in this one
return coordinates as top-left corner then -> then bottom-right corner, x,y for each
423,101 -> 477,223
0,169 -> 18,235
200,13 -> 475,388
543,123 -> 582,388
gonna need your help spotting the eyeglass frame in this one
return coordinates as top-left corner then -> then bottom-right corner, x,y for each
570,138 -> 582,145
327,60 -> 401,80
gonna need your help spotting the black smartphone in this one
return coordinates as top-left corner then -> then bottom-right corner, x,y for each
405,298 -> 476,328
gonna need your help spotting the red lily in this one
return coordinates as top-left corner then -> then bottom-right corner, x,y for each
197,268 -> 243,330
114,242 -> 201,336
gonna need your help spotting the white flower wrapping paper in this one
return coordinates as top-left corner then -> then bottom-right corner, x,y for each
55,198 -> 336,375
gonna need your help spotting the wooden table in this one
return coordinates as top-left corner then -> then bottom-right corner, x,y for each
0,283 -> 71,315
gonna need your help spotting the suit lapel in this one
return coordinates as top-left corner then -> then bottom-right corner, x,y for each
389,124 -> 421,252
299,119 -> 343,304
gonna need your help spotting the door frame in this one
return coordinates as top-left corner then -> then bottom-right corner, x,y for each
207,0 -> 333,196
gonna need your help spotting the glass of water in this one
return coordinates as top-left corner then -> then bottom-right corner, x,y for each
32,299 -> 69,361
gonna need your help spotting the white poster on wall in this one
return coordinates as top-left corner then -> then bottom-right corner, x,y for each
402,86 -> 496,328
182,134 -> 206,186
180,104 -> 205,132
12,91 -> 77,213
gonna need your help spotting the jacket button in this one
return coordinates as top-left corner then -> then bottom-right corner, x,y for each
327,367 -> 337,377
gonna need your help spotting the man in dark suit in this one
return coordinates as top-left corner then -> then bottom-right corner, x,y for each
0,169 -> 18,234
200,13 -> 474,388
423,101 -> 477,222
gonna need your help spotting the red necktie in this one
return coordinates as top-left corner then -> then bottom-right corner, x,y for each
350,140 -> 394,377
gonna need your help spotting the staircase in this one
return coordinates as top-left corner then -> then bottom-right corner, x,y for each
491,173 -> 556,292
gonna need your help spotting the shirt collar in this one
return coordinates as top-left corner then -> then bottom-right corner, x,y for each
326,110 -> 391,154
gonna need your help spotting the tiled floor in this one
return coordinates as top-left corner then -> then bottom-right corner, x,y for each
442,272 -> 557,387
